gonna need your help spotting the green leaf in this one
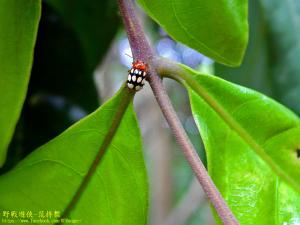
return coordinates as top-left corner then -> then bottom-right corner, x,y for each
215,0 -> 272,95
0,0 -> 41,166
157,60 -> 300,224
259,0 -> 300,115
0,88 -> 148,225
137,0 -> 248,66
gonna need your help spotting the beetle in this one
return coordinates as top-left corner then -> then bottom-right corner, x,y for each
127,60 -> 148,91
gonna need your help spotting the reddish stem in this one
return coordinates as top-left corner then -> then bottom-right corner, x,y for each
118,0 -> 239,224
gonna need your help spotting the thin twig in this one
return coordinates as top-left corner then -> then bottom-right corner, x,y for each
118,0 -> 239,224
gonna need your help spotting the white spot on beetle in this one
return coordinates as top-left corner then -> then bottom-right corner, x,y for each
131,69 -> 134,73
134,69 -> 139,74
139,70 -> 142,75
135,85 -> 142,91
137,77 -> 142,83
127,83 -> 134,89
143,71 -> 146,77
128,74 -> 131,81
132,75 -> 136,82
142,79 -> 145,85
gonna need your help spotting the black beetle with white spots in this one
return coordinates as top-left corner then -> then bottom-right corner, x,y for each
127,68 -> 147,91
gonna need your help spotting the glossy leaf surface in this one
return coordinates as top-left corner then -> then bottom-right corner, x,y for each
186,70 -> 300,224
0,0 -> 41,166
138,0 -> 248,66
159,61 -> 300,224
0,88 -> 148,225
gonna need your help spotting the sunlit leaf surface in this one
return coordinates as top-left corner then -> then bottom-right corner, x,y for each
138,0 -> 248,66
0,88 -> 148,225
160,62 -> 300,224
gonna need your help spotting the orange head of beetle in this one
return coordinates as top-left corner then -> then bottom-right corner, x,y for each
132,60 -> 148,71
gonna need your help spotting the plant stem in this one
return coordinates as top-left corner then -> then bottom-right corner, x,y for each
118,0 -> 239,224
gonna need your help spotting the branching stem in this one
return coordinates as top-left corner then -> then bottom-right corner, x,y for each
118,0 -> 239,224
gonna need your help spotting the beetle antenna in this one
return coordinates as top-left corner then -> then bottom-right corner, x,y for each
125,53 -> 133,59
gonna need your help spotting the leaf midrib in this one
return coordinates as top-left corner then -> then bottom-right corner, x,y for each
58,87 -> 134,222
186,74 -> 300,192
158,60 -> 300,193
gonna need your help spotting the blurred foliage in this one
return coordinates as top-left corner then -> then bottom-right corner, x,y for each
44,0 -> 120,71
216,0 -> 300,117
215,0 -> 271,96
30,4 -> 98,112
259,0 -> 300,116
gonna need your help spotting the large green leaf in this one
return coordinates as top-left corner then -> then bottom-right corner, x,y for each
259,0 -> 300,115
0,88 -> 148,225
0,0 -> 41,166
157,60 -> 300,224
138,0 -> 248,66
